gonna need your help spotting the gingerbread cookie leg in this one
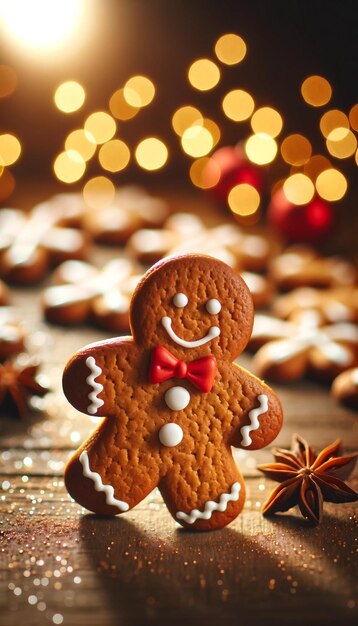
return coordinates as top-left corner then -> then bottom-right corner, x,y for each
159,445 -> 245,531
65,419 -> 159,515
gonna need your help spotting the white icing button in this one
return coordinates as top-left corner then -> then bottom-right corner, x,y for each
164,386 -> 190,411
206,298 -> 221,315
173,292 -> 188,308
158,423 -> 184,447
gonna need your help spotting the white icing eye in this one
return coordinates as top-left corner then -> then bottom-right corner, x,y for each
206,298 -> 221,315
173,292 -> 188,308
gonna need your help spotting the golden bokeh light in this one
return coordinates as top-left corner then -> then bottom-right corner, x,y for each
53,150 -> 86,183
281,134 -> 312,166
0,134 -> 21,166
189,157 -> 220,189
98,139 -> 130,172
326,128 -> 357,159
228,183 -> 260,216
214,33 -> 247,65
83,176 -> 115,209
0,64 -> 17,98
250,107 -> 283,137
188,58 -> 220,91
135,137 -> 168,170
222,89 -> 254,122
172,106 -> 203,136
84,112 -> 116,145
245,133 -> 277,165
123,75 -> 155,108
181,125 -> 214,158
320,109 -> 349,138
301,75 -> 332,107
315,168 -> 347,201
303,155 -> 331,181
65,129 -> 96,161
0,168 -> 16,201
109,88 -> 139,120
54,81 -> 85,113
349,104 -> 358,132
202,119 -> 221,147
283,173 -> 315,205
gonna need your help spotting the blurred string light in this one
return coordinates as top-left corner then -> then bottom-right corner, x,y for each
172,106 -> 203,136
301,75 -> 332,107
283,173 -> 314,205
65,130 -> 96,161
250,107 -> 283,137
53,150 -> 85,183
135,138 -> 168,170
84,112 -> 116,144
315,168 -> 347,201
228,184 -> 260,216
222,89 -> 254,121
0,65 -> 17,98
303,155 -> 331,181
319,110 -> 349,138
245,133 -> 277,165
109,88 -> 140,120
188,58 -> 221,91
189,157 -> 220,189
181,125 -> 214,158
349,104 -> 358,132
83,176 -> 115,209
0,0 -> 84,51
54,81 -> 86,113
281,134 -> 312,166
98,139 -> 130,172
0,134 -> 21,165
123,76 -> 155,107
326,128 -> 357,159
214,33 -> 247,65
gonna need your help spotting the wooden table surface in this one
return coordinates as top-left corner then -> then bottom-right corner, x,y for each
0,189 -> 357,626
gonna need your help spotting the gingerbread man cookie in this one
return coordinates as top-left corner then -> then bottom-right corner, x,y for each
63,254 -> 283,530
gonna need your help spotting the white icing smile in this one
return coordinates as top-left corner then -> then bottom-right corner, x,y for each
79,451 -> 129,512
161,316 -> 220,348
240,394 -> 268,447
176,482 -> 240,524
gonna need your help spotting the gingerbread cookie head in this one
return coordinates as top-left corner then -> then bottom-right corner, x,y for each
63,254 -> 283,531
130,254 -> 254,361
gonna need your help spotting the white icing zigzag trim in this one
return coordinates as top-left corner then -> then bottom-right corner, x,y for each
240,394 -> 268,447
161,316 -> 220,348
176,482 -> 240,524
79,450 -> 129,512
85,356 -> 104,415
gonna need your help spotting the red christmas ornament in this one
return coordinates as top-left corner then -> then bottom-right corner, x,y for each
268,188 -> 335,243
205,145 -> 262,202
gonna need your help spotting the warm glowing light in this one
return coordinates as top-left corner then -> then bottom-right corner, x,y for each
84,112 -> 116,145
0,168 -> 16,200
326,128 -> 357,159
123,75 -> 155,108
301,75 -> 332,107
54,81 -> 85,113
349,104 -> 358,132
316,168 -> 347,201
202,119 -> 221,147
188,59 -> 220,91
222,89 -> 254,121
281,134 -> 312,166
181,126 -> 214,158
53,150 -> 85,184
214,33 -> 247,65
135,137 -> 168,170
320,109 -> 349,138
0,65 -> 17,98
355,150 -> 358,167
228,184 -> 260,216
245,133 -> 277,165
250,107 -> 283,137
283,174 -> 315,205
98,139 -> 130,172
83,176 -> 115,209
65,130 -> 96,162
172,106 -> 203,136
0,0 -> 84,50
109,88 -> 140,120
303,155 -> 331,181
189,157 -> 220,189
0,134 -> 21,166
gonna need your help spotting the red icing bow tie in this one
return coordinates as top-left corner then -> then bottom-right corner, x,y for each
149,346 -> 217,393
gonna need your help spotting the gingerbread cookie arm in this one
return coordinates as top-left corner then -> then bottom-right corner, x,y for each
226,363 -> 283,450
65,418 -> 160,515
62,338 -> 145,417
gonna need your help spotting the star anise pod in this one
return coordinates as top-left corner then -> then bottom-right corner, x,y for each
258,434 -> 358,524
0,358 -> 49,418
